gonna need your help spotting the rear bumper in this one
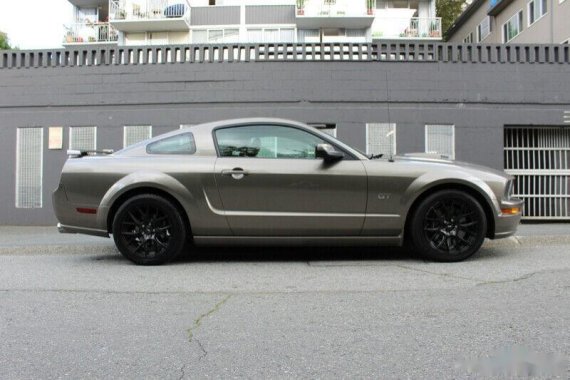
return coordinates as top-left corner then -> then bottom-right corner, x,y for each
492,198 -> 524,239
57,223 -> 109,238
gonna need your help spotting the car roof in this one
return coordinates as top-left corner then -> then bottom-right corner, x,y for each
117,118 -> 368,159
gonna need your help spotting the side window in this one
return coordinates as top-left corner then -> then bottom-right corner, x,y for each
215,125 -> 327,159
147,133 -> 196,155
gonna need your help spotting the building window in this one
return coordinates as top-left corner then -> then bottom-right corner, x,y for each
503,11 -> 524,43
425,124 -> 455,159
477,17 -> 491,42
366,123 -> 396,155
528,0 -> 547,26
124,126 -> 152,148
247,28 -> 295,43
192,29 -> 240,43
69,126 -> 96,151
16,128 -> 43,208
463,33 -> 473,43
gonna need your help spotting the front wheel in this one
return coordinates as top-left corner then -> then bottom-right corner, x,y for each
409,190 -> 487,262
112,194 -> 186,265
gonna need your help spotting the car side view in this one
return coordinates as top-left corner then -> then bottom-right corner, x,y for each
53,118 -> 523,265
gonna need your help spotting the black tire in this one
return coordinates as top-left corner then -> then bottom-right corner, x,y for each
409,190 -> 487,262
112,194 -> 187,265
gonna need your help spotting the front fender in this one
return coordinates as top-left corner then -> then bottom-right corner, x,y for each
96,170 -> 195,230
401,171 -> 501,225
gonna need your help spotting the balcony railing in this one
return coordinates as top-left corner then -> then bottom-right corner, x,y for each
110,0 -> 190,22
295,0 -> 374,29
63,23 -> 119,44
297,0 -> 371,17
372,17 -> 442,39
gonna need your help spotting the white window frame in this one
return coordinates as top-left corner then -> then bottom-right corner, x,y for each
463,32 -> 473,43
15,127 -> 44,209
502,10 -> 524,43
365,123 -> 397,155
69,126 -> 97,151
477,16 -> 491,42
123,125 -> 152,148
246,26 -> 297,43
191,27 -> 242,43
527,0 -> 547,26
425,124 -> 455,159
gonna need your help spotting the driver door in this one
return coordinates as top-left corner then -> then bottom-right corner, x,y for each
213,124 -> 367,236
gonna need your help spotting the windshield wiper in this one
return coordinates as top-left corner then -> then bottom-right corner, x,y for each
369,153 -> 383,159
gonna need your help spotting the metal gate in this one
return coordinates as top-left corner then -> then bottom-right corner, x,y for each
504,126 -> 570,220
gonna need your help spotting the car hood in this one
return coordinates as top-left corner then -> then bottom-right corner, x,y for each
394,153 -> 512,180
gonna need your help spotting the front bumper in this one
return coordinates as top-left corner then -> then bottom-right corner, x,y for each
492,198 -> 524,239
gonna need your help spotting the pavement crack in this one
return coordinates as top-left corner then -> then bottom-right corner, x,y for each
195,338 -> 207,361
177,364 -> 186,380
186,294 -> 231,360
392,264 -> 479,282
477,268 -> 570,286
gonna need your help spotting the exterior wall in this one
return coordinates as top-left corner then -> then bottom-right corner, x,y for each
245,5 -> 296,24
190,6 -> 241,26
554,0 -> 570,43
449,0 -> 570,43
447,3 -> 490,43
0,43 -> 569,225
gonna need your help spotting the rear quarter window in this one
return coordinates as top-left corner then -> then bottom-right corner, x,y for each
146,133 -> 196,155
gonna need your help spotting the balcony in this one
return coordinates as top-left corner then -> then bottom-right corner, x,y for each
63,22 -> 119,45
296,0 -> 375,29
372,17 -> 442,40
109,0 -> 191,33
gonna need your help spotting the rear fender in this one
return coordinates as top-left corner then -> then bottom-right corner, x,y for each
96,170 -> 195,229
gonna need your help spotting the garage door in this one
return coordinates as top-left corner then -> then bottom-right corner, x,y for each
504,126 -> 570,220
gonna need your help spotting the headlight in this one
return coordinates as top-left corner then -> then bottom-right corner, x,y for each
504,180 -> 514,199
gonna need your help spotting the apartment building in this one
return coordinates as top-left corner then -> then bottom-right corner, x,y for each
447,0 -> 570,43
63,0 -> 441,46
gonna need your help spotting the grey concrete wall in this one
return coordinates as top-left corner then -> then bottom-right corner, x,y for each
0,44 -> 569,225
245,5 -> 296,24
190,6 -> 241,26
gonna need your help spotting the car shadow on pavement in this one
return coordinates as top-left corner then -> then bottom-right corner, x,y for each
174,245 -> 423,264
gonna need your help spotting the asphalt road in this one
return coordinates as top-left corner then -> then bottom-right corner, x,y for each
0,227 -> 569,379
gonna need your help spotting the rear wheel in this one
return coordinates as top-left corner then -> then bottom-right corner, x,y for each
410,190 -> 487,262
112,194 -> 186,265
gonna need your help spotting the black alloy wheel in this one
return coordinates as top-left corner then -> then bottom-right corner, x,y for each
410,190 -> 487,262
112,194 -> 186,265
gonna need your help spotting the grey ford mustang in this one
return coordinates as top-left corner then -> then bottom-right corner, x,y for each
53,118 -> 522,265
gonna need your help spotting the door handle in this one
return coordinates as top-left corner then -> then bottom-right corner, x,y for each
221,168 -> 249,180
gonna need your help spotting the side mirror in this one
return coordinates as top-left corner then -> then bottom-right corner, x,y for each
315,144 -> 344,163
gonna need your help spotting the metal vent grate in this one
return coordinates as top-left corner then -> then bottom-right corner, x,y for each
69,126 -> 97,151
366,123 -> 396,155
124,125 -> 152,148
16,128 -> 43,208
504,126 -> 570,220
425,124 -> 455,159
